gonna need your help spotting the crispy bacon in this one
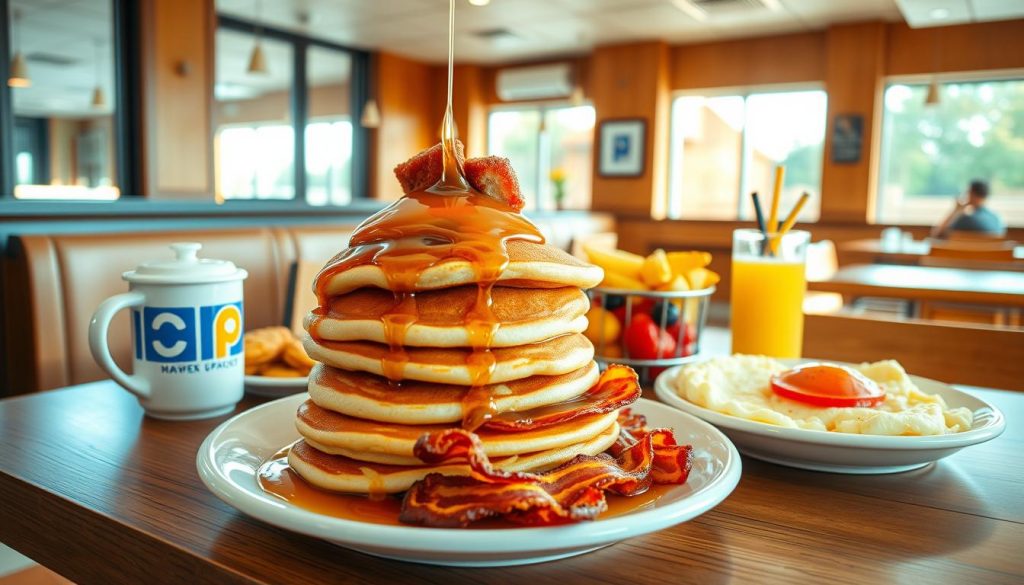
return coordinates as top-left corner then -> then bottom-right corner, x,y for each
399,423 -> 692,527
482,364 -> 641,432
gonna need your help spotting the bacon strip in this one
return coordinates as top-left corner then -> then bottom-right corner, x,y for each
399,419 -> 692,527
482,364 -> 641,432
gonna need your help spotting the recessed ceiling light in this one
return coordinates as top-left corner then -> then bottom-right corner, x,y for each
468,0 -> 490,6
929,8 -> 950,19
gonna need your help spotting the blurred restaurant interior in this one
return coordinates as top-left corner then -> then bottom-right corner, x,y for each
0,0 -> 1023,583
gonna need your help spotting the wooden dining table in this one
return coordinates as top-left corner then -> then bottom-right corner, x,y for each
840,238 -> 1024,265
808,263 -> 1024,308
1,340 -> 1022,584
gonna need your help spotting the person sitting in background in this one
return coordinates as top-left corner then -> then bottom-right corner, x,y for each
931,179 -> 1006,239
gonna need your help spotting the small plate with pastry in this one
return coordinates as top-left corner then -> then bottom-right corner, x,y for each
244,326 -> 312,397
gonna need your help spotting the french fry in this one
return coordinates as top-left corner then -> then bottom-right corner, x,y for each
641,249 -> 673,287
656,274 -> 691,291
667,251 -> 712,277
584,244 -> 644,280
600,271 -> 647,291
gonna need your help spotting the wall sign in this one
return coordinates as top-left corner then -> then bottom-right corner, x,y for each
598,118 -> 646,177
831,114 -> 863,164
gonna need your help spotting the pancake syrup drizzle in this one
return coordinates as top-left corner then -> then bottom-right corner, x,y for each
307,0 -> 543,431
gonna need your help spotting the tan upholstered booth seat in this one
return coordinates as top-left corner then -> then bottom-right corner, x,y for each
3,226 -> 356,395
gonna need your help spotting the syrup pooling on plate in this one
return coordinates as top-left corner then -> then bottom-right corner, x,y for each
257,445 -> 676,527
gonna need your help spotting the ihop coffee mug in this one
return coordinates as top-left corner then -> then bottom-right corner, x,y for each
88,243 -> 248,420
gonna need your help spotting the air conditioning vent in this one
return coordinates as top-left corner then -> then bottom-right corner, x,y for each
26,52 -> 77,66
495,63 -> 573,102
474,27 -> 518,42
692,0 -> 768,11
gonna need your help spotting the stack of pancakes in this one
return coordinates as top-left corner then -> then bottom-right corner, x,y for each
291,238 -> 608,495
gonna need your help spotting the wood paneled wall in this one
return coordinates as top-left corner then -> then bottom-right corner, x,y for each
589,42 -> 671,217
886,20 -> 1024,76
819,22 -> 887,223
671,31 -> 826,90
140,0 -> 214,199
373,52 -> 438,199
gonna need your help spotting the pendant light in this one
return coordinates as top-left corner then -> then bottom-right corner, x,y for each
924,28 -> 941,107
360,52 -> 380,128
7,9 -> 30,88
247,0 -> 268,74
91,39 -> 106,108
360,99 -> 381,128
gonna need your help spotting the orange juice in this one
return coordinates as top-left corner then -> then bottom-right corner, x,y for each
730,257 -> 807,358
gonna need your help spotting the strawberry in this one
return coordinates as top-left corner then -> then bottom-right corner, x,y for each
612,298 -> 654,325
666,322 -> 696,356
393,141 -> 465,194
624,313 -> 677,360
463,156 -> 525,212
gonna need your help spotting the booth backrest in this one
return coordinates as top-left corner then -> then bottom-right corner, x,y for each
3,225 -> 355,395
2,212 -> 615,395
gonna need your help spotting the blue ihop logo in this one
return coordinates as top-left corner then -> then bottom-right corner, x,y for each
132,302 -> 243,363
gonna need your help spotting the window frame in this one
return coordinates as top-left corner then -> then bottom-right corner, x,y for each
666,83 -> 827,221
215,15 -> 369,205
0,0 -> 141,198
486,100 -> 595,211
875,70 -> 1024,226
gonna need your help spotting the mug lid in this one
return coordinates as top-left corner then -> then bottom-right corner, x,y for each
123,242 -> 248,284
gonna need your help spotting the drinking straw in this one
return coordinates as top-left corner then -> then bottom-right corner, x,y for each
777,192 -> 811,238
769,191 -> 811,254
766,165 -> 785,235
751,191 -> 769,256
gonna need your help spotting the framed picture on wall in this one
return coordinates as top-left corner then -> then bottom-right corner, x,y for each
831,113 -> 863,164
598,119 -> 646,177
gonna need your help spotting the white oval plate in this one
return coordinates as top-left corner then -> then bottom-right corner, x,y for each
654,360 -> 1006,474
244,375 -> 308,398
196,396 -> 741,567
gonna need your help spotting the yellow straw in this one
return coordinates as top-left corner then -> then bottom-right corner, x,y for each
767,165 -> 785,235
778,192 -> 810,236
770,191 -> 810,254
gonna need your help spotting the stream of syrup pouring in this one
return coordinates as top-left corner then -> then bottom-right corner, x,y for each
308,0 -> 544,430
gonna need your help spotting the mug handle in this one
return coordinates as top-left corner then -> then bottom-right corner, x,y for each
89,291 -> 151,399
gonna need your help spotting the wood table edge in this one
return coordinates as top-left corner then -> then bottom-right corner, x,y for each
0,472 -> 258,585
806,280 -> 1024,307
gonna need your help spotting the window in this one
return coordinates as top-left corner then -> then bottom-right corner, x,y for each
4,0 -> 124,200
214,29 -> 295,200
213,15 -> 366,204
305,46 -> 354,206
668,89 -> 827,221
487,104 -> 595,211
877,78 -> 1024,227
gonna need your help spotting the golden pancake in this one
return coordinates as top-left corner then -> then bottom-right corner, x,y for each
317,239 -> 603,297
306,285 -> 589,347
307,362 -> 600,425
288,422 -> 620,494
295,400 -> 619,465
303,333 -> 594,385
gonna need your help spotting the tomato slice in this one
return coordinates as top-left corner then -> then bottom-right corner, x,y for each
770,363 -> 886,408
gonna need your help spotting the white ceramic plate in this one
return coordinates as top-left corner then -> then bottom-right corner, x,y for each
654,360 -> 1006,474
196,395 -> 741,567
244,375 -> 308,398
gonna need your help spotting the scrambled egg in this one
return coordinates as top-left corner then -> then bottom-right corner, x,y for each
675,355 -> 973,436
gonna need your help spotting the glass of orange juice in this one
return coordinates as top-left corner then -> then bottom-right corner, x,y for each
730,229 -> 810,358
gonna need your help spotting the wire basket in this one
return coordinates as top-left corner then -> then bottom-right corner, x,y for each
586,286 -> 715,383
